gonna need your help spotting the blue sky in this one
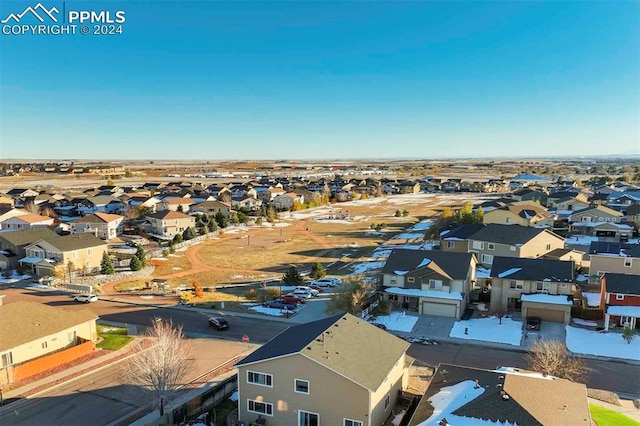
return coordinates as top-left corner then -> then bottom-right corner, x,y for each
1,1 -> 638,160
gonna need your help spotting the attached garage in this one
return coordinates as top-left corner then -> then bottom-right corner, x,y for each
421,301 -> 458,318
521,294 -> 572,324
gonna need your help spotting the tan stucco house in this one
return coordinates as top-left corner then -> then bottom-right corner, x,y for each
235,313 -> 413,426
190,200 -> 232,217
588,242 -> 640,279
571,205 -> 623,223
482,202 -> 555,228
20,233 -> 107,276
0,212 -> 54,231
145,210 -> 196,239
70,212 -> 124,241
0,228 -> 59,271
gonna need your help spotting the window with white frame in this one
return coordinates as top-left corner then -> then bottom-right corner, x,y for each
447,241 -> 455,249
624,258 -> 632,267
247,371 -> 272,387
616,294 -> 624,301
536,282 -> 550,293
546,244 -> 551,250
247,399 -> 273,416
344,419 -> 363,426
488,243 -> 495,250
429,279 -> 443,290
505,217 -> 511,224
472,241 -> 484,250
384,394 -> 391,410
295,379 -> 309,394
481,254 -> 493,264
1,351 -> 13,367
298,410 -> 319,426
42,341 -> 48,349
510,280 -> 524,290
510,246 -> 516,251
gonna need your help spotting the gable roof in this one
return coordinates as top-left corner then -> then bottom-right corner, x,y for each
192,200 -> 231,209
603,273 -> 640,295
0,301 -> 97,352
146,210 -> 194,220
29,233 -> 107,251
236,313 -> 410,391
0,228 -> 59,246
589,242 -> 640,258
440,224 -> 485,240
382,249 -> 474,280
4,213 -> 53,224
469,224 -> 562,246
409,364 -> 590,426
490,256 -> 575,282
72,212 -> 123,224
572,205 -> 623,217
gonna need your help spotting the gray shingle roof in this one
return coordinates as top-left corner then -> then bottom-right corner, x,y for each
490,256 -> 575,282
589,242 -> 640,258
441,224 -> 485,240
469,224 -> 561,246
0,228 -> 59,247
603,273 -> 640,295
382,249 -> 473,280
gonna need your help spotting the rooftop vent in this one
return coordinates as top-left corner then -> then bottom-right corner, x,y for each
501,391 -> 510,401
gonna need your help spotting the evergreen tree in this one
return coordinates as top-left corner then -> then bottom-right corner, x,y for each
282,266 -> 303,285
207,219 -> 218,232
100,252 -> 115,275
310,262 -> 326,280
130,255 -> 142,271
135,245 -> 147,267
215,212 -> 228,228
173,233 -> 183,244
183,227 -> 197,240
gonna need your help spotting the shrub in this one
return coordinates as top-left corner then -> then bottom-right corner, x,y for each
192,280 -> 204,298
245,289 -> 258,301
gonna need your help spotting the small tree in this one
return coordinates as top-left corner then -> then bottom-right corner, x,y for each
179,291 -> 194,304
100,252 -> 115,275
173,233 -> 183,244
182,227 -> 197,241
207,219 -> 218,233
135,245 -> 147,267
215,212 -> 228,228
326,279 -> 371,315
394,210 -> 402,217
130,255 -> 142,271
192,280 -> 204,298
622,327 -> 635,344
125,319 -> 193,410
282,266 -> 303,285
402,209 -> 409,217
245,288 -> 258,302
310,262 -> 327,280
526,340 -> 587,382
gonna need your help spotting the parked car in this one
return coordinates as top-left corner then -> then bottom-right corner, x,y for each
264,300 -> 296,310
315,278 -> 341,287
281,294 -> 306,304
73,294 -> 98,303
526,317 -> 541,331
294,286 -> 319,296
208,317 -> 229,330
308,284 -> 323,292
292,290 -> 313,299
33,276 -> 55,285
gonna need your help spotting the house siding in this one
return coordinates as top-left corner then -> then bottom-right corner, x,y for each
590,255 -> 640,277
491,279 -> 573,313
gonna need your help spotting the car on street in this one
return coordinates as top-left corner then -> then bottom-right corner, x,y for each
73,294 -> 98,303
526,317 -> 541,331
264,300 -> 297,310
208,317 -> 229,330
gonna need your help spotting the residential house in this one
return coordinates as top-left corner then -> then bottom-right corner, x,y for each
77,196 -> 125,216
0,195 -> 15,213
0,228 -> 59,270
570,221 -> 633,242
601,273 -> 640,331
589,242 -> 640,279
626,204 -> 640,227
231,196 -> 262,211
0,212 -> 54,231
69,213 -> 124,241
126,196 -> 162,214
271,193 -> 301,210
5,188 -> 39,198
157,197 -> 195,213
570,205 -> 623,223
0,301 -> 98,385
145,211 -> 196,239
381,249 -> 477,317
511,188 -> 548,206
235,313 -> 412,426
266,186 -> 286,201
543,248 -> 586,268
547,196 -> 590,213
488,256 -> 575,321
20,233 -> 108,276
190,200 -> 232,217
397,180 -> 421,194
482,202 -> 555,228
466,224 -> 565,266
439,224 -> 486,253
605,191 -> 640,212
408,364 -> 591,426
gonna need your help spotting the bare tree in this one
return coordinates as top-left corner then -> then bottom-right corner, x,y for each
326,278 -> 372,315
24,201 -> 39,214
125,319 -> 194,411
526,339 -> 587,382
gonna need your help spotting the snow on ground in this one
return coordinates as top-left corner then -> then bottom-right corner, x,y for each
287,207 -> 334,220
365,231 -> 386,236
391,232 -> 425,239
0,271 -> 31,284
571,318 -> 598,327
373,311 -> 418,332
416,380 -> 517,426
450,316 -> 523,346
410,220 -> 435,230
242,303 -> 295,317
565,235 -> 599,245
150,257 -> 168,261
349,261 -> 386,275
566,326 -> 640,361
582,292 -> 600,307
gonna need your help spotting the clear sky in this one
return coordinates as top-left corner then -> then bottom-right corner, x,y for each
1,1 -> 638,160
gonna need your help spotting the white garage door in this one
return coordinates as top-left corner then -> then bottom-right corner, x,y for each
422,302 -> 457,317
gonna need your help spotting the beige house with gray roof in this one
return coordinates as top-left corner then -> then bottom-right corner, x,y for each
235,313 -> 412,426
20,233 -> 107,276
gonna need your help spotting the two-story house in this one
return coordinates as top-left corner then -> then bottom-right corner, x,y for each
69,212 -> 124,241
511,188 -> 548,206
145,211 -> 196,239
588,242 -> 640,279
482,202 -> 555,228
235,313 -> 412,426
601,273 -> 640,331
20,233 -> 107,276
570,205 -> 623,223
190,200 -> 232,217
0,211 -> 54,231
439,224 -> 485,253
488,256 -> 575,322
77,196 -> 125,216
0,228 -> 59,271
157,197 -> 195,213
381,249 -> 477,318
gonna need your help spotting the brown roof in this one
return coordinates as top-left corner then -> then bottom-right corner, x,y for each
0,301 -> 97,351
162,198 -> 194,205
7,213 -> 53,224
147,210 -> 193,220
73,212 -> 123,224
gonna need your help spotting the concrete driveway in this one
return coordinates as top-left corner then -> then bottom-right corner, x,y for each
523,320 -> 567,348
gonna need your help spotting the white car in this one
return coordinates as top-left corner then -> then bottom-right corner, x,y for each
73,294 -> 98,303
292,289 -> 313,299
315,278 -> 342,287
294,286 -> 319,297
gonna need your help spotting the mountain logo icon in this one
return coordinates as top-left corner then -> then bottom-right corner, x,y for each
1,3 -> 59,24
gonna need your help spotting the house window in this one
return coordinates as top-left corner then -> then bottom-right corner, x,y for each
510,280 -> 524,290
616,294 -> 625,301
384,394 -> 391,410
446,241 -> 455,249
505,217 -> 511,224
298,410 -> 319,426
624,258 -> 632,267
472,241 -> 484,250
510,246 -> 516,251
88,248 -> 93,256
295,379 -> 310,394
42,341 -> 48,349
407,277 -> 415,283
247,371 -> 272,387
344,420 -> 363,426
1,352 -> 13,367
247,399 -> 273,416
481,254 -> 493,264
536,282 -> 551,294
72,251 -> 78,259
546,244 -> 551,250
429,280 -> 443,290
68,331 -> 77,342
488,243 -> 495,250
388,294 -> 399,302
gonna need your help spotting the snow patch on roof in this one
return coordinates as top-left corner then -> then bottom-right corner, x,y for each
386,287 -> 462,301
497,268 -> 522,278
607,305 -> 640,317
582,293 -> 600,307
521,294 -> 573,306
417,258 -> 432,268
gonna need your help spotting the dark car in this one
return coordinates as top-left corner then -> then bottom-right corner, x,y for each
208,317 -> 229,330
281,294 -> 305,304
526,317 -> 541,331
265,300 -> 296,310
